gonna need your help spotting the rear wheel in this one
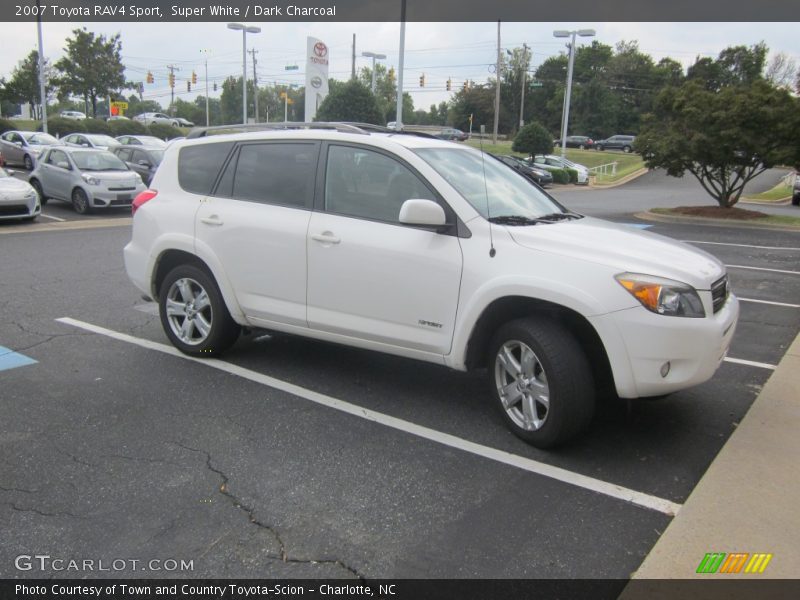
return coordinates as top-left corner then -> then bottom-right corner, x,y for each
159,264 -> 241,357
24,154 -> 34,171
29,179 -> 47,206
488,317 -> 595,448
623,145 -> 632,153
71,188 -> 92,214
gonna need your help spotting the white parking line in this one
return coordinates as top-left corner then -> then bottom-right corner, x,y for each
738,297 -> 800,309
39,213 -> 66,222
55,316 -> 682,517
723,357 -> 777,370
684,241 -> 800,251
726,264 -> 800,276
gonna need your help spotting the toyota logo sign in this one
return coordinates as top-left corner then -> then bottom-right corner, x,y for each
311,76 -> 323,89
314,42 -> 328,58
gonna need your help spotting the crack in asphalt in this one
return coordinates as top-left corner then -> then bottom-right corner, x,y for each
11,322 -> 92,353
0,484 -> 39,494
172,442 -> 365,580
5,502 -> 82,519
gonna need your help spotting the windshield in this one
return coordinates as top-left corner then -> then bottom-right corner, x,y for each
71,151 -> 128,171
138,136 -> 166,147
86,135 -> 120,147
23,133 -> 61,146
415,148 -> 564,219
148,149 -> 165,164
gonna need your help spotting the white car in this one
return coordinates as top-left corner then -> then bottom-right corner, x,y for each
0,130 -> 64,170
63,133 -> 122,150
124,124 -> 738,448
60,110 -> 87,120
0,167 -> 40,221
133,112 -> 179,127
534,155 -> 590,185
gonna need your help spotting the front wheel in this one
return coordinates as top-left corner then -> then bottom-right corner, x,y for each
623,146 -> 632,153
24,154 -> 34,171
159,264 -> 241,357
30,179 -> 47,206
71,188 -> 92,214
488,317 -> 595,448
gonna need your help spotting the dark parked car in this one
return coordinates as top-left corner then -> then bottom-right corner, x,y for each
595,135 -> 636,153
494,155 -> 554,187
111,145 -> 164,186
793,174 -> 799,207
553,135 -> 594,150
436,128 -> 469,141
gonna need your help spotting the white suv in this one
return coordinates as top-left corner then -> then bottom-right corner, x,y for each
124,124 -> 739,447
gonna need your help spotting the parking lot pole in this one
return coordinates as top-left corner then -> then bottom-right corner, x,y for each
561,33 -> 576,158
395,0 -> 407,129
36,0 -> 48,133
492,20 -> 501,145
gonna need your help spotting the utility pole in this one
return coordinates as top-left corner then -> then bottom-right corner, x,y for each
492,20 -> 501,144
395,0 -> 406,128
249,48 -> 259,123
167,64 -> 180,115
36,0 -> 47,132
519,43 -> 529,129
351,34 -> 356,80
201,49 -> 210,126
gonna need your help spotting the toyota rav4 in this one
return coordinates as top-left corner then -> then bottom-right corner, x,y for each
124,123 -> 739,448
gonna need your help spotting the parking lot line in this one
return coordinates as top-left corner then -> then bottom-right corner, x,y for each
55,316 -> 683,517
684,240 -> 800,251
723,357 -> 776,370
39,213 -> 66,222
738,297 -> 800,309
725,264 -> 800,276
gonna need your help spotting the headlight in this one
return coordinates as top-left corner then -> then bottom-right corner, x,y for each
82,174 -> 100,185
615,273 -> 705,318
24,190 -> 37,199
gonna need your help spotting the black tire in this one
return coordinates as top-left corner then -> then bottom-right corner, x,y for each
159,264 -> 240,357
71,188 -> 92,214
623,146 -> 632,153
487,317 -> 595,448
29,179 -> 47,206
792,194 -> 799,207
24,154 -> 34,171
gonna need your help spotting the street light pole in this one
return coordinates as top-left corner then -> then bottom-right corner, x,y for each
36,0 -> 48,133
200,49 -> 210,126
554,28 -> 595,157
362,51 -> 387,93
395,0 -> 406,128
519,43 -> 528,129
227,22 -> 261,124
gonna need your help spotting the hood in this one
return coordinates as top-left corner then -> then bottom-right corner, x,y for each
85,171 -> 139,186
0,177 -> 35,197
507,216 -> 724,290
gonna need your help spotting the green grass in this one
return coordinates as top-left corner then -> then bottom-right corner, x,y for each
651,207 -> 800,228
743,181 -> 793,202
464,140 -> 645,184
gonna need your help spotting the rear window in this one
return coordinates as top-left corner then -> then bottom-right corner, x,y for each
178,142 -> 234,195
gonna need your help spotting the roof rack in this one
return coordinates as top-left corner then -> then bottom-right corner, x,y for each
186,122 -> 369,139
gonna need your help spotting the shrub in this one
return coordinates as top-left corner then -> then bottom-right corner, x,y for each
108,119 -> 148,136
147,122 -> 183,140
44,117 -> 86,137
512,122 -> 554,156
549,168 -> 570,184
565,167 -> 578,184
83,118 -> 112,135
0,119 -> 15,134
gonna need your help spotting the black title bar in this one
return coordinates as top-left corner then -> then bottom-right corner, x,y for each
3,0 -> 799,22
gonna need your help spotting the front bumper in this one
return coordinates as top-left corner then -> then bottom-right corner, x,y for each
0,195 -> 41,220
590,294 -> 739,398
86,183 -> 146,208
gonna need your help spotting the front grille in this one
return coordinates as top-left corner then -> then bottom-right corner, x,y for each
108,186 -> 136,192
109,198 -> 133,206
711,275 -> 729,313
0,204 -> 29,216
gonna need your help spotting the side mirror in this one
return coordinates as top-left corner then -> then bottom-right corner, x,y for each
399,199 -> 446,227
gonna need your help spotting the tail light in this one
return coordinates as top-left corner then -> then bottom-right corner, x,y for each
132,189 -> 158,216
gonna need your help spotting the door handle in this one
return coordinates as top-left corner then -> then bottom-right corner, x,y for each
200,215 -> 224,226
311,232 -> 341,244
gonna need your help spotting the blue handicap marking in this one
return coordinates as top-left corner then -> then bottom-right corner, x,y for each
0,345 -> 38,372
621,223 -> 652,229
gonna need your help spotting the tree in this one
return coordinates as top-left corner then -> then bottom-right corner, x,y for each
765,52 -> 797,90
316,79 -> 382,124
512,122 -> 554,156
54,28 -> 127,117
636,79 -> 800,208
688,43 -> 767,91
448,84 -> 496,132
3,51 -> 55,120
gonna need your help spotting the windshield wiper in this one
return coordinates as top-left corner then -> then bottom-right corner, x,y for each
488,215 -> 541,226
534,212 -> 583,222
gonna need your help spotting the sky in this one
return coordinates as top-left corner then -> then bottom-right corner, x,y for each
0,20 -> 798,111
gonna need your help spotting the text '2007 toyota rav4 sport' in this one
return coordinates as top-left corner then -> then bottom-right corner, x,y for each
124,123 -> 739,448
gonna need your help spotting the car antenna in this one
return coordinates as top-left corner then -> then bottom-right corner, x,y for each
478,125 -> 496,258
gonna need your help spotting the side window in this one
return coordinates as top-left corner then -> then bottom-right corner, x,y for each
178,142 -> 234,195
228,143 -> 316,208
64,135 -> 76,144
117,149 -> 133,162
50,150 -> 68,167
325,145 -> 435,223
132,150 -> 147,164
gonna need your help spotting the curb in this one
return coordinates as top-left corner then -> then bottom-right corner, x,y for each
589,168 -> 650,189
0,217 -> 132,235
623,331 -> 800,582
635,211 -> 800,232
740,197 -> 792,206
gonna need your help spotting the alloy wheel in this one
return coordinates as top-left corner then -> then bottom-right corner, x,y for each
494,340 -> 550,431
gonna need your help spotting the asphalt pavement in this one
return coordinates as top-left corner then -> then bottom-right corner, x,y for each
1,169 -> 798,583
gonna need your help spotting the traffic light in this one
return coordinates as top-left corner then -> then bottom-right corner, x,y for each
192,71 -> 197,85
168,72 -> 175,88
146,71 -> 154,84
419,73 -> 425,87
387,67 -> 395,82
187,81 -> 191,92
213,82 -> 218,91
446,78 -> 452,91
